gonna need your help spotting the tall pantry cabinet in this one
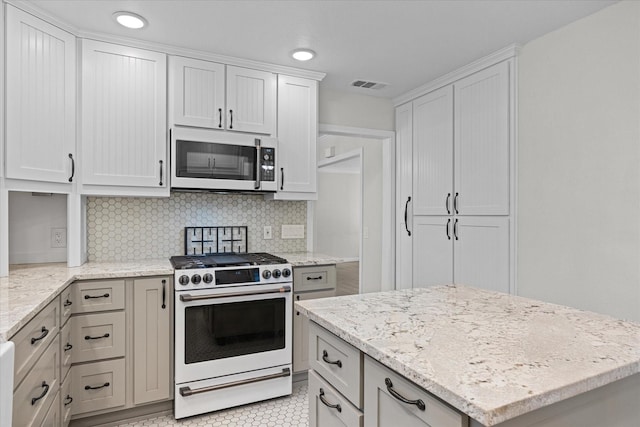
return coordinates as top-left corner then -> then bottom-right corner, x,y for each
396,52 -> 516,293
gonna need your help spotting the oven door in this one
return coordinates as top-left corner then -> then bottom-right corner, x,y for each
175,283 -> 292,384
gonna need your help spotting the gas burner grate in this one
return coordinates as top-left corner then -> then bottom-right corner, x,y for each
184,226 -> 248,255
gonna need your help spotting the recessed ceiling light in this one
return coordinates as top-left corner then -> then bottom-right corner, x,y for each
291,49 -> 315,61
113,11 -> 147,29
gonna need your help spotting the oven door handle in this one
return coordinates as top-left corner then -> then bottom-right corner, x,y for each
179,285 -> 291,302
179,368 -> 291,397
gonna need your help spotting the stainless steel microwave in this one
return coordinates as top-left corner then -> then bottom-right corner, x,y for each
171,128 -> 277,192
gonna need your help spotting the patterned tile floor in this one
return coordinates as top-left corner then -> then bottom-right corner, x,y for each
116,381 -> 309,427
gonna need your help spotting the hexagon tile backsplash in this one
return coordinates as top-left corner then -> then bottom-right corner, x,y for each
86,193 -> 307,261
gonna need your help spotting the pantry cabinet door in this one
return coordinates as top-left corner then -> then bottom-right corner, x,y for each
395,103 -> 413,289
412,216 -> 453,288
81,40 -> 167,189
454,62 -> 509,215
412,86 -> 453,216
226,66 -> 276,135
453,217 -> 509,293
170,56 -> 225,129
5,5 -> 76,185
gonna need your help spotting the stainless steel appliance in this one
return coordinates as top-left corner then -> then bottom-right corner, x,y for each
171,127 -> 277,192
171,252 -> 292,419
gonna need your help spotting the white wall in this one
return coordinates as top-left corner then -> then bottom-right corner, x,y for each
319,87 -> 395,131
518,0 -> 640,321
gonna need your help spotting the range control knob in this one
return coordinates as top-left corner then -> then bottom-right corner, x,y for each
262,270 -> 272,279
272,269 -> 282,279
282,268 -> 291,278
203,273 -> 213,284
191,274 -> 201,285
179,275 -> 190,286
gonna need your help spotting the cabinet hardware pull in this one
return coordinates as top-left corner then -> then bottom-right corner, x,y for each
64,395 -> 73,406
296,311 -> 300,316
180,368 -> 290,397
31,326 -> 49,345
180,285 -> 291,302
296,295 -> 300,300
63,299 -> 72,307
385,378 -> 425,411
218,108 -> 223,128
280,168 -> 284,190
31,381 -> 50,405
306,276 -> 322,281
322,350 -> 342,368
404,196 -> 412,236
229,109 -> 233,129
68,153 -> 75,182
255,139 -> 262,190
85,382 -> 110,391
64,343 -> 73,351
446,193 -> 451,214
85,333 -> 110,340
159,160 -> 164,186
84,293 -> 109,300
454,218 -> 459,241
162,279 -> 167,309
453,192 -> 459,214
319,388 -> 342,412
446,218 -> 451,240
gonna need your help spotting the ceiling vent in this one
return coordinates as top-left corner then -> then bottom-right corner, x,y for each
351,80 -> 387,90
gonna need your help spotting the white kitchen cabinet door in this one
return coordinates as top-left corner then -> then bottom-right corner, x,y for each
226,66 -> 276,135
412,86 -> 454,216
81,40 -> 167,192
412,216 -> 453,288
170,56 -> 225,129
395,102 -> 413,289
454,62 -> 509,215
453,216 -> 509,293
5,5 -> 76,185
274,75 -> 318,197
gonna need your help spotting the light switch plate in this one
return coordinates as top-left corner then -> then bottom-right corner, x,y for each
281,224 -> 305,239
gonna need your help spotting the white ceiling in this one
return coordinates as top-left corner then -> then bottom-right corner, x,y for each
29,0 -> 616,99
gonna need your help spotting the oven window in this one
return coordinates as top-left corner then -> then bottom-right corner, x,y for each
176,140 -> 257,181
184,298 -> 286,364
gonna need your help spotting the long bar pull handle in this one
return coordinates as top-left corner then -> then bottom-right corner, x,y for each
319,389 -> 342,413
84,293 -> 109,300
446,193 -> 451,214
322,350 -> 342,368
85,333 -> 110,340
306,276 -> 323,281
161,279 -> 167,309
446,218 -> 451,240
31,382 -> 50,405
255,139 -> 262,190
218,108 -> 223,128
68,154 -> 75,182
385,378 -> 425,411
180,285 -> 291,302
229,109 -> 233,129
280,168 -> 284,190
180,368 -> 291,397
454,218 -> 459,241
404,196 -> 412,236
159,160 -> 164,186
31,327 -> 49,345
453,192 -> 459,214
85,382 -> 110,391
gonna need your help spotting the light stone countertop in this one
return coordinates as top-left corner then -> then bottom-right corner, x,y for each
274,252 -> 352,266
296,285 -> 640,426
0,260 -> 173,340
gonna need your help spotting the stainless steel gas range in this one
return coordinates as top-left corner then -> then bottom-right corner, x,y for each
171,252 -> 293,419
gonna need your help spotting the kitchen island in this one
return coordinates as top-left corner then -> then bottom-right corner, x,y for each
296,285 -> 640,426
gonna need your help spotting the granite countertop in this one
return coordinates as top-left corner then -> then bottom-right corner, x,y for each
274,252 -> 351,266
296,285 -> 640,426
0,260 -> 173,340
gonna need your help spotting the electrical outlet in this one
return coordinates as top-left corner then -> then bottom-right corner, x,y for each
51,227 -> 67,248
263,226 -> 273,240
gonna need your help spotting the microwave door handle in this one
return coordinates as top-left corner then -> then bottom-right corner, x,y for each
255,139 -> 261,190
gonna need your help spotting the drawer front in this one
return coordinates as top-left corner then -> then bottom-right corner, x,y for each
13,335 -> 60,427
71,280 -> 125,314
61,371 -> 72,427
309,322 -> 362,408
40,390 -> 60,427
12,296 -> 60,388
294,265 -> 337,292
60,285 -> 73,326
309,369 -> 363,427
60,320 -> 72,381
364,356 -> 468,427
71,312 -> 126,363
71,358 -> 126,415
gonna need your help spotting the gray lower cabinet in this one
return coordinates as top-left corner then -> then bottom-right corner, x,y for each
71,358 -> 126,414
41,391 -> 61,427
309,370 -> 363,427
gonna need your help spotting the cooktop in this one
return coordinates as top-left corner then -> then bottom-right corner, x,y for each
170,252 -> 288,269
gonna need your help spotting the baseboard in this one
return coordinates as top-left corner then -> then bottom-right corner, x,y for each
70,400 -> 173,427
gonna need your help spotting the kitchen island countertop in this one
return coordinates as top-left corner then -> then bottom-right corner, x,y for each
296,285 -> 640,426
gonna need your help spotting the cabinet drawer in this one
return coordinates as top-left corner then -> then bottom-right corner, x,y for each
364,356 -> 468,427
293,290 -> 336,373
71,312 -> 126,363
60,285 -> 73,326
12,296 -> 60,388
61,371 -> 73,427
40,390 -> 60,427
60,320 -> 73,381
309,369 -> 363,427
71,358 -> 126,415
72,280 -> 125,313
309,322 -> 363,408
13,335 -> 60,427
294,265 -> 337,292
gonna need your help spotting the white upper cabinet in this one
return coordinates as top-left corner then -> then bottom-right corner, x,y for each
5,5 -> 76,186
81,40 -> 168,195
454,62 -> 509,215
226,66 -> 276,135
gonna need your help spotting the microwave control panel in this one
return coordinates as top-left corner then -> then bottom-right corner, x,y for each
260,148 -> 275,182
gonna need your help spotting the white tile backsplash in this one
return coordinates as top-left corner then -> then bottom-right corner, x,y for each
86,193 -> 307,261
